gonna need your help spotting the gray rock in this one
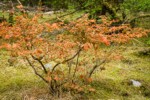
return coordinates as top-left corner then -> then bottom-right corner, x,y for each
131,79 -> 142,87
44,63 -> 52,70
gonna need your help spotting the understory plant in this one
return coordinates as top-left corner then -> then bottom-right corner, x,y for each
0,12 -> 149,96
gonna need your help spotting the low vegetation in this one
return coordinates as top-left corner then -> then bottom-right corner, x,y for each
0,43 -> 150,99
0,0 -> 150,99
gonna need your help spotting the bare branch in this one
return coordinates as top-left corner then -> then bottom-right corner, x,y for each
67,62 -> 72,75
129,14 -> 150,23
25,57 -> 48,83
88,46 -> 118,78
52,47 -> 82,73
26,46 -> 47,74
31,55 -> 48,74
49,10 -> 80,22
16,0 -> 22,5
73,51 -> 80,77
88,59 -> 106,78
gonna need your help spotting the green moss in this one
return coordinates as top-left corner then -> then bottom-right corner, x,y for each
0,42 -> 150,99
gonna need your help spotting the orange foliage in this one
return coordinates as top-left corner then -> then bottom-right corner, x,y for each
65,15 -> 149,47
0,14 -> 149,95
16,5 -> 23,9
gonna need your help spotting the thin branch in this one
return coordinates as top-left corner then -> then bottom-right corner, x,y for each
49,10 -> 80,22
76,13 -> 86,20
129,14 -> 150,23
67,62 -> 72,75
31,55 -> 47,74
88,45 -> 118,78
58,10 -> 79,18
55,79 -> 72,89
25,57 -> 48,83
73,51 -> 80,77
16,0 -> 22,5
132,38 -> 145,46
27,44 -> 47,73
52,47 -> 82,73
56,77 -> 78,89
88,59 -> 106,78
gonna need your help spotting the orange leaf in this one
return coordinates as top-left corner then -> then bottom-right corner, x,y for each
80,75 -> 85,79
89,88 -> 95,92
54,75 -> 59,81
3,43 -> 11,50
101,37 -> 110,46
4,35 -> 11,39
45,76 -> 52,82
34,49 -> 43,55
78,87 -> 83,92
16,5 -> 23,9
83,43 -> 92,50
51,23 -> 59,29
12,43 -> 19,49
86,77 -> 93,83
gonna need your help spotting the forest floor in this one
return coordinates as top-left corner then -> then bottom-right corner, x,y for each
0,41 -> 150,100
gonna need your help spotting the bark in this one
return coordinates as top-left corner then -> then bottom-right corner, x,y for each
88,60 -> 106,78
26,57 -> 48,83
52,47 -> 82,73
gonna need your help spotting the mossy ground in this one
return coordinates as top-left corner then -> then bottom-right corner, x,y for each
84,44 -> 150,100
0,42 -> 150,100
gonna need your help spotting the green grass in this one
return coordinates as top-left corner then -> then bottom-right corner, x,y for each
0,50 -> 49,99
84,45 -> 150,100
39,10 -> 85,23
0,43 -> 150,99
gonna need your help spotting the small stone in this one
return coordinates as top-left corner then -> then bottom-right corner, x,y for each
44,63 -> 52,70
131,79 -> 142,87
